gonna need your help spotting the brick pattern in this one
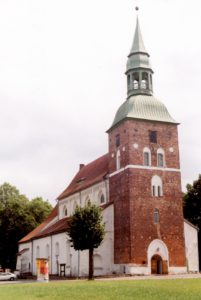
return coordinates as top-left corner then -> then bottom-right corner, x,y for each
108,119 -> 186,268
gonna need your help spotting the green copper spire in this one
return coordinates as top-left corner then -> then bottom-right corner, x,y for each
126,16 -> 153,97
130,16 -> 147,55
107,11 -> 177,132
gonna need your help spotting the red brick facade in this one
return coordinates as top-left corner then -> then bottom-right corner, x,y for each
108,119 -> 186,269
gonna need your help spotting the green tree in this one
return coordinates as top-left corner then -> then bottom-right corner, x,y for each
183,174 -> 201,269
67,202 -> 105,280
0,183 -> 52,270
28,197 -> 52,226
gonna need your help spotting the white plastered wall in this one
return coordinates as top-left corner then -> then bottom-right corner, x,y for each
16,242 -> 32,273
184,220 -> 199,272
18,203 -> 114,277
58,180 -> 109,220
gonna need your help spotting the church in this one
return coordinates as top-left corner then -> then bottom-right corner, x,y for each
16,13 -> 199,277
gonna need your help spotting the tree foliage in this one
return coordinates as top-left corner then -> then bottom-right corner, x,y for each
183,174 -> 201,269
0,183 -> 52,270
67,202 -> 105,280
183,174 -> 201,227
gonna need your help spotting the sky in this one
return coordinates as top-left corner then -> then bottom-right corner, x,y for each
0,0 -> 200,205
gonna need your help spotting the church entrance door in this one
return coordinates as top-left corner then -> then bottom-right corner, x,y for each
151,255 -> 163,274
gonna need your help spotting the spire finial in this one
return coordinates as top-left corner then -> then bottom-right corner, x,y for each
134,0 -> 139,14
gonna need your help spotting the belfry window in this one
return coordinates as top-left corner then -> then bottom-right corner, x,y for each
132,72 -> 139,90
151,175 -> 163,197
141,80 -> 147,89
127,75 -> 131,89
141,72 -> 148,89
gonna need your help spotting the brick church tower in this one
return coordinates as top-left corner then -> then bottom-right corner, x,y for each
107,15 -> 187,275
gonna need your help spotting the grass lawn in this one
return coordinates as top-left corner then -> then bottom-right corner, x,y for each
0,278 -> 201,300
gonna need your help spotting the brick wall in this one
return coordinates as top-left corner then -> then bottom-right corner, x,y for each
108,119 -> 186,268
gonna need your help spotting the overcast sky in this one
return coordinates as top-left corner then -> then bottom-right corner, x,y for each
0,0 -> 200,204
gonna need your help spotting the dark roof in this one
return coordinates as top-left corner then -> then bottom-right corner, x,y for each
19,153 -> 110,244
58,154 -> 109,200
16,248 -> 29,256
19,201 -> 114,243
35,217 -> 69,239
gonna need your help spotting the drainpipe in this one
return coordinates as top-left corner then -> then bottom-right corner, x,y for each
77,251 -> 80,279
31,240 -> 33,274
51,235 -> 53,275
77,192 -> 82,278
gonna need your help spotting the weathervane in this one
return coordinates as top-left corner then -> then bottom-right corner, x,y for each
134,0 -> 140,14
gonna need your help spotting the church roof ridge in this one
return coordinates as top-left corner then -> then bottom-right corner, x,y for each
58,153 -> 109,200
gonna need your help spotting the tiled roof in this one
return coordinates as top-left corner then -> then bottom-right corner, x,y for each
58,154 -> 109,200
19,205 -> 58,243
19,201 -> 113,243
19,154 -> 110,244
35,217 -> 69,239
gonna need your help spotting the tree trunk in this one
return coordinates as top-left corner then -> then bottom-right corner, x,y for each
88,248 -> 94,280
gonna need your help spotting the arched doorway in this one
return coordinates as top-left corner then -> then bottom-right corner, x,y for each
151,255 -> 163,274
147,239 -> 169,275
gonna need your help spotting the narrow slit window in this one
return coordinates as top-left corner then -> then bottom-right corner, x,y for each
154,209 -> 159,224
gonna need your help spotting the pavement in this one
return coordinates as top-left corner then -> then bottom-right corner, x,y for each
96,273 -> 201,281
0,273 -> 201,285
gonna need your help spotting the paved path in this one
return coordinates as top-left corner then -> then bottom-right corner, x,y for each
0,273 -> 201,285
96,273 -> 201,281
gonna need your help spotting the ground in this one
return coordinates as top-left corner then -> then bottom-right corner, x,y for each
0,275 -> 201,300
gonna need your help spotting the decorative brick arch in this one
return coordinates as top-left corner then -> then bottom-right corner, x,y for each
147,239 -> 169,274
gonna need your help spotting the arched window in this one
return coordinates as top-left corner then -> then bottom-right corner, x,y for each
151,175 -> 163,197
143,147 -> 151,166
150,74 -> 153,89
141,80 -> 147,89
55,242 -> 59,256
141,72 -> 148,89
157,148 -> 165,167
116,150 -> 121,170
99,191 -> 106,205
154,209 -> 159,224
85,196 -> 90,206
73,201 -> 78,212
36,246 -> 40,258
63,205 -> 68,217
132,72 -> 139,89
46,244 -> 50,258
127,75 -> 131,89
100,194 -> 105,204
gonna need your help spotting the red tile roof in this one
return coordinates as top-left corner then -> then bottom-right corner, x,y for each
19,154 -> 110,244
19,202 -> 113,243
58,154 -> 109,200
35,217 -> 69,239
19,205 -> 58,244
